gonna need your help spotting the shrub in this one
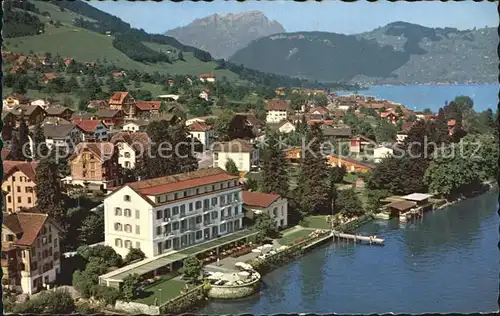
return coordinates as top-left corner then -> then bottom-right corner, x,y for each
122,273 -> 141,301
11,289 -> 75,314
124,248 -> 146,264
92,285 -> 121,305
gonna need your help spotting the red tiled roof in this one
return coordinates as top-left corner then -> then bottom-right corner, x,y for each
43,73 -> 57,80
188,121 -> 212,132
73,119 -> 102,132
242,191 -> 280,208
109,92 -> 131,105
3,160 -> 39,182
266,100 -> 289,111
136,101 -> 161,111
307,119 -> 334,126
3,213 -> 55,246
123,168 -> 239,196
401,121 -> 414,132
310,106 -> 329,115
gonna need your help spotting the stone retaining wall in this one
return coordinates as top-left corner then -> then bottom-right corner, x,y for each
207,273 -> 261,299
115,300 -> 160,315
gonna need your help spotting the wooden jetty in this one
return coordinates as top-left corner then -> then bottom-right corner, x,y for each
331,231 -> 384,246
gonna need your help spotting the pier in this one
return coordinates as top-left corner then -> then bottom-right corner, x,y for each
331,231 -> 384,246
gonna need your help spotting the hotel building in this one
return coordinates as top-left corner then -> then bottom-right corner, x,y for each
103,168 -> 244,258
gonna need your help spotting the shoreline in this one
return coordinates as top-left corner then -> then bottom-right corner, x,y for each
434,182 -> 497,211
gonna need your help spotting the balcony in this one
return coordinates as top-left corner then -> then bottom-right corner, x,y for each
162,232 -> 174,239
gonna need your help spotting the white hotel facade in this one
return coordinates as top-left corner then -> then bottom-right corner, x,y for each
103,168 -> 244,258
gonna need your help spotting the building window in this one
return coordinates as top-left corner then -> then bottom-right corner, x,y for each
124,209 -> 131,217
6,185 -> 10,192
227,207 -> 232,217
173,206 -> 179,216
54,238 -> 58,247
156,210 -> 162,220
135,225 -> 140,234
173,222 -> 179,230
17,186 -> 21,193
174,193 -> 178,199
115,208 -> 122,216
156,226 -> 162,235
220,223 -> 226,231
196,188 -> 200,195
273,207 -> 278,217
17,197 -> 21,203
189,203 -> 193,212
124,152 -> 131,158
115,239 -> 123,247
180,204 -> 185,214
235,220 -> 240,229
114,223 -> 123,231
211,197 -> 217,206
28,197 -> 32,204
195,230 -> 202,239
166,240 -> 172,249
220,196 -> 226,205
124,195 -> 131,202
124,240 -> 132,249
195,201 -> 202,209
135,210 -> 140,219
234,192 -> 239,201
7,234 -> 14,242
211,211 -> 218,219
124,224 -> 132,233
135,241 -> 141,248
7,196 -> 11,203
234,207 -> 239,215
227,194 -> 232,203
196,216 -> 202,224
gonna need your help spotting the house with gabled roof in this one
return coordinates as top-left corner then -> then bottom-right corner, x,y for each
43,120 -> 83,152
187,121 -> 214,148
44,105 -> 74,120
66,142 -> 122,191
212,139 -> 259,173
122,119 -> 148,132
94,109 -> 124,130
135,101 -> 161,117
73,119 -> 109,142
242,191 -> 288,229
2,212 -> 63,294
2,161 -> 39,213
108,92 -> 136,119
110,132 -> 150,169
265,99 -> 290,123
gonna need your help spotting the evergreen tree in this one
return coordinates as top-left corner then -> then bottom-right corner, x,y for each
32,123 -> 49,160
294,124 -> 329,215
18,116 -> 31,160
261,131 -> 289,197
10,136 -> 24,161
433,108 -> 449,145
35,154 -> 66,228
225,158 -> 240,176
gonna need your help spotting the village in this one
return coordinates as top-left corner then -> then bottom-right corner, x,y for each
2,51 -> 497,315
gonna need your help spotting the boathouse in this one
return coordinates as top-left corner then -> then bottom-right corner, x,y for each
401,193 -> 434,211
384,200 -> 417,218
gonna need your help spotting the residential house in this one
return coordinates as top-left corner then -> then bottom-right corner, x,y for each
199,73 -> 216,83
373,145 -> 394,163
44,106 -> 74,120
43,121 -> 83,152
380,110 -> 399,125
157,94 -> 180,102
73,119 -> 109,142
67,142 -> 121,191
135,101 -> 161,118
10,105 -> 47,127
265,100 -> 289,123
327,154 -> 375,173
198,89 -> 211,101
229,113 -> 261,141
63,57 -> 74,66
112,71 -> 126,79
30,99 -> 51,109
94,109 -> 124,130
86,100 -> 108,110
188,121 -> 214,149
122,120 -> 148,132
41,73 -> 57,84
242,191 -> 288,229
3,94 -> 29,111
283,147 -> 302,164
309,106 -> 330,120
103,168 -> 244,258
108,92 -> 136,119
212,139 -> 259,173
2,212 -> 62,294
185,115 -> 218,126
2,161 -> 39,213
349,135 -> 376,155
322,125 -> 352,143
396,122 -> 414,143
110,132 -> 150,169
277,121 -> 296,134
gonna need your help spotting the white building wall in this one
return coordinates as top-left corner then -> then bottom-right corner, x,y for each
122,123 -> 141,132
117,142 -> 137,169
266,110 -> 288,123
278,122 -> 296,134
247,198 -> 288,229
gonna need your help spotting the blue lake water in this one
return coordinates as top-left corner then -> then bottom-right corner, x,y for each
199,188 -> 499,314
337,84 -> 499,113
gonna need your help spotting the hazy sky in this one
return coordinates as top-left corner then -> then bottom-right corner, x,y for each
90,0 -> 498,35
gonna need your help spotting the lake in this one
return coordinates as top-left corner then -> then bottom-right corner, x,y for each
199,188 -> 499,314
337,84 -> 499,113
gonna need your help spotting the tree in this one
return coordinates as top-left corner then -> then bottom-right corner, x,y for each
365,189 -> 390,213
125,248 -> 146,264
433,108 -> 449,145
261,131 -> 289,197
225,158 -> 240,176
32,123 -> 49,160
10,136 -> 24,161
122,273 -> 141,301
243,177 -> 259,191
214,109 -> 233,141
178,51 -> 184,61
78,211 -> 104,245
255,212 -> 277,241
19,116 -> 31,160
179,256 -> 203,284
64,76 -> 80,91
336,189 -> 364,218
313,93 -> 328,107
422,108 -> 433,114
327,165 -> 347,184
375,120 -> 398,143
38,288 -> 76,314
294,124 -> 329,215
35,155 -> 66,227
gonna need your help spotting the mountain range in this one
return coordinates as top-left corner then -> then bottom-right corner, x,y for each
165,11 -> 285,60
167,14 -> 497,85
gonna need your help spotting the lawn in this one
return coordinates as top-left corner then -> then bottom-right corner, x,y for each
302,215 -> 332,230
134,277 -> 190,306
278,228 -> 314,246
